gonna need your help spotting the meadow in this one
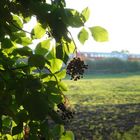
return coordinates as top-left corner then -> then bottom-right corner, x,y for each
64,73 -> 140,140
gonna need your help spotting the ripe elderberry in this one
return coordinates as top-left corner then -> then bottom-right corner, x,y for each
66,57 -> 88,81
57,103 -> 75,122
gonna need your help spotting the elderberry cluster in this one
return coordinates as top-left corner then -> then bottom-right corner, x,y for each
57,103 -> 75,122
66,57 -> 88,81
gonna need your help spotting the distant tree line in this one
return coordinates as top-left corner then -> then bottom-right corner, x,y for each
85,58 -> 140,74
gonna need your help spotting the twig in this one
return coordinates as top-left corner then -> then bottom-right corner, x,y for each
11,22 -> 35,35
67,30 -> 77,54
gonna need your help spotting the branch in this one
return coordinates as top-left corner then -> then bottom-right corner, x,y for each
11,22 -> 35,35
11,22 -> 54,39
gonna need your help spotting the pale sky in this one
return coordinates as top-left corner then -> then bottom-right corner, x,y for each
66,0 -> 140,54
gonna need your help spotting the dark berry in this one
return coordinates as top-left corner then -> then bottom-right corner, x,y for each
66,57 -> 88,81
57,103 -> 75,121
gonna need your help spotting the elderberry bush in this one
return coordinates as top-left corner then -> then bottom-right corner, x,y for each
66,57 -> 88,81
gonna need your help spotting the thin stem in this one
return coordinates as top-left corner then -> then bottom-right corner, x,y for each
44,66 -> 60,88
11,22 -> 35,35
67,30 -> 77,54
44,66 -> 65,98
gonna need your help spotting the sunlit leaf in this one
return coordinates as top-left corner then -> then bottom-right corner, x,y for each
58,81 -> 68,91
78,28 -> 89,44
35,39 -> 51,56
32,23 -> 46,39
60,131 -> 75,140
24,16 -> 31,23
15,37 -> 32,46
12,15 -> 23,28
6,134 -> 13,140
46,45 -> 56,60
48,58 -> 63,73
89,26 -> 109,42
66,41 -> 75,54
55,69 -> 66,79
81,7 -> 90,23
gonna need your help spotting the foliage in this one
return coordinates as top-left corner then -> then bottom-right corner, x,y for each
0,0 -> 108,139
89,26 -> 109,42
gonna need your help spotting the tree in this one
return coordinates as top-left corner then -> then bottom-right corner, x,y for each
0,0 -> 108,139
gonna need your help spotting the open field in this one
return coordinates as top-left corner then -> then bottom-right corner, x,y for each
64,73 -> 140,140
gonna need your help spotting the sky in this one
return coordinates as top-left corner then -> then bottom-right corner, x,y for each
65,0 -> 140,54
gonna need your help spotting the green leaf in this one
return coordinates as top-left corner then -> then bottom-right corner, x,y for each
24,16 -> 31,23
15,37 -> 32,46
12,123 -> 23,135
65,41 -> 75,54
45,45 -> 56,60
58,81 -> 68,91
1,38 -> 14,48
14,46 -> 33,56
78,28 -> 89,44
55,69 -> 66,79
20,75 -> 42,91
2,117 -> 12,129
81,7 -> 90,23
23,93 -> 48,120
64,9 -> 84,27
44,81 -> 60,95
52,125 -> 64,139
56,44 -> 69,64
11,31 -> 26,41
28,54 -> 46,69
5,134 -> 13,140
41,74 -> 52,83
16,110 -> 28,122
48,59 -> 63,73
35,39 -> 51,56
12,15 -> 23,28
48,92 -> 63,104
29,121 -> 40,135
89,26 -> 109,42
32,23 -> 46,39
56,41 -> 75,64
60,131 -> 75,140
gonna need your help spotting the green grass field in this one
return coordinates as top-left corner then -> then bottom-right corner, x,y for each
64,73 -> 140,140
